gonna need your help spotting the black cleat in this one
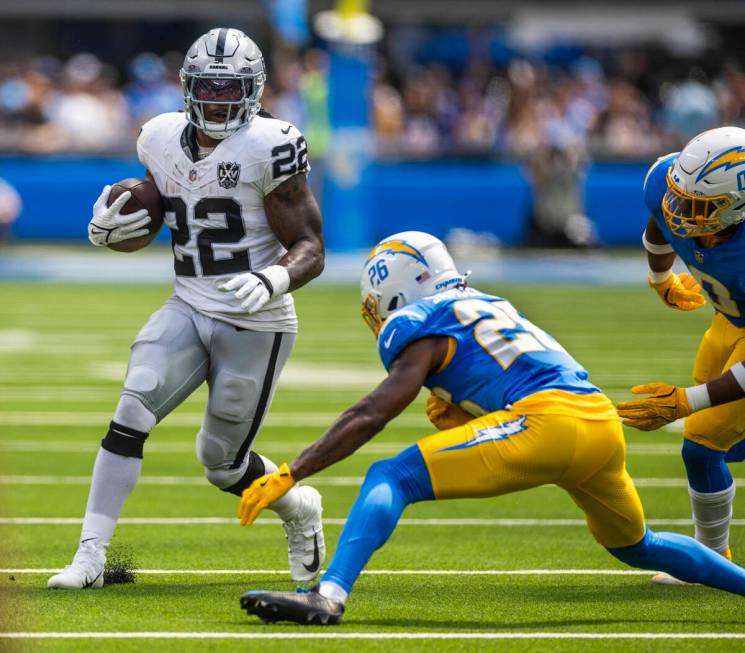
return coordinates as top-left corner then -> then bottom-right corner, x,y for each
240,587 -> 344,625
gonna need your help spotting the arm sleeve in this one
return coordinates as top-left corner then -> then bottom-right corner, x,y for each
261,124 -> 311,196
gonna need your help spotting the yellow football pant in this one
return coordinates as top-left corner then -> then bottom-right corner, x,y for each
417,392 -> 646,549
685,313 -> 745,451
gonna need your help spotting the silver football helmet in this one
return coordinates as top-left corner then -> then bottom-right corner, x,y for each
180,28 -> 266,140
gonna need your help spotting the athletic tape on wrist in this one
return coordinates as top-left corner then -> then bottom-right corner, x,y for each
257,265 -> 290,298
730,361 -> 745,392
251,271 -> 274,296
643,231 -> 675,255
648,269 -> 673,284
685,384 -> 712,412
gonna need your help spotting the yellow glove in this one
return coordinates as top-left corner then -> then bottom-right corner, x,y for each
649,272 -> 706,311
238,462 -> 295,526
426,392 -> 473,430
615,383 -> 691,431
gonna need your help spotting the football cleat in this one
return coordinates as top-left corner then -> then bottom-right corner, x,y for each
652,546 -> 732,586
283,485 -> 325,582
651,572 -> 690,586
240,586 -> 344,625
47,539 -> 106,590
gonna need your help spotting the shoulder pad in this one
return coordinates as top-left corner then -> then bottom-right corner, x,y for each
137,112 -> 186,167
240,115 -> 305,160
643,152 -> 677,214
377,305 -> 429,370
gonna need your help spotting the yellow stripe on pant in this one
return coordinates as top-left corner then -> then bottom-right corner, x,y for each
685,313 -> 745,451
416,390 -> 646,549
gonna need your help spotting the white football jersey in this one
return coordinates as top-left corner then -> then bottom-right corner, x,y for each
137,111 -> 311,333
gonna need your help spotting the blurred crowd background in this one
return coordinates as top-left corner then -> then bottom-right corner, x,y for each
2,19 -> 745,159
3,1 -> 745,250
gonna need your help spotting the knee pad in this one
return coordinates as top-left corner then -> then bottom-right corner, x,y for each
208,371 -> 259,422
682,439 -> 733,493
197,428 -> 266,494
113,394 -> 156,434
362,446 -> 435,506
205,450 -> 266,495
122,365 -> 163,416
196,428 -> 229,471
101,420 -> 149,459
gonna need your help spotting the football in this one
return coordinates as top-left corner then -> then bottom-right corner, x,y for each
106,177 -> 164,252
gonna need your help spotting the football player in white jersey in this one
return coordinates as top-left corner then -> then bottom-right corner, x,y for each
48,28 -> 326,590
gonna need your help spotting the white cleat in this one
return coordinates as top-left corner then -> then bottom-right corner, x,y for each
47,539 -> 106,589
283,485 -> 325,583
651,572 -> 691,586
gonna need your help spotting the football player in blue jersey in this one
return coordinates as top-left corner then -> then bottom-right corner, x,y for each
236,231 -> 745,624
615,126 -> 745,584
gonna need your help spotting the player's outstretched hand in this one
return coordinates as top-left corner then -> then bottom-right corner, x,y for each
649,272 -> 706,311
238,463 -> 296,526
426,392 -> 473,430
88,185 -> 151,246
616,382 -> 692,431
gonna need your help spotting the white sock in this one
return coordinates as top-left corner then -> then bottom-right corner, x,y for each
257,453 -> 303,522
319,580 -> 348,604
80,448 -> 142,545
688,482 -> 736,554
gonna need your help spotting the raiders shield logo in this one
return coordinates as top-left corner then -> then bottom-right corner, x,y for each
217,161 -> 241,189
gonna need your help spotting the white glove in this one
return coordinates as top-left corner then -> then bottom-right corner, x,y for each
219,265 -> 291,314
88,185 -> 152,247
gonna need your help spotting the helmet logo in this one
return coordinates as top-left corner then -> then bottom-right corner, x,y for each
696,146 -> 745,182
415,271 -> 431,284
366,240 -> 428,265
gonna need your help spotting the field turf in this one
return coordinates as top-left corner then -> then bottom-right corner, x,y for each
0,280 -> 743,651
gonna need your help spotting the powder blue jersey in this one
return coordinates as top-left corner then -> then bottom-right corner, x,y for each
644,153 -> 745,326
377,287 -> 599,413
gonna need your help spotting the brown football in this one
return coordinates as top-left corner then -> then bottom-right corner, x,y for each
106,177 -> 164,252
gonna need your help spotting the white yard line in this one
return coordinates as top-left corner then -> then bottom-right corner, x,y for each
0,475 -> 363,486
1,632 -> 744,640
0,440 -> 409,455
2,517 -> 742,526
0,568 -> 653,576
0,474 -> 713,488
0,440 -> 683,456
0,411 -> 426,428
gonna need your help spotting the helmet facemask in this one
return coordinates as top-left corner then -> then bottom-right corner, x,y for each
181,70 -> 263,139
361,292 -> 383,335
663,169 -> 738,237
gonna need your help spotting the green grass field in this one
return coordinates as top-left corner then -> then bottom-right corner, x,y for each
1,280 -> 743,652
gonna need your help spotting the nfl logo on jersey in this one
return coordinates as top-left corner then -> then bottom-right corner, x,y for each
217,161 -> 241,189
